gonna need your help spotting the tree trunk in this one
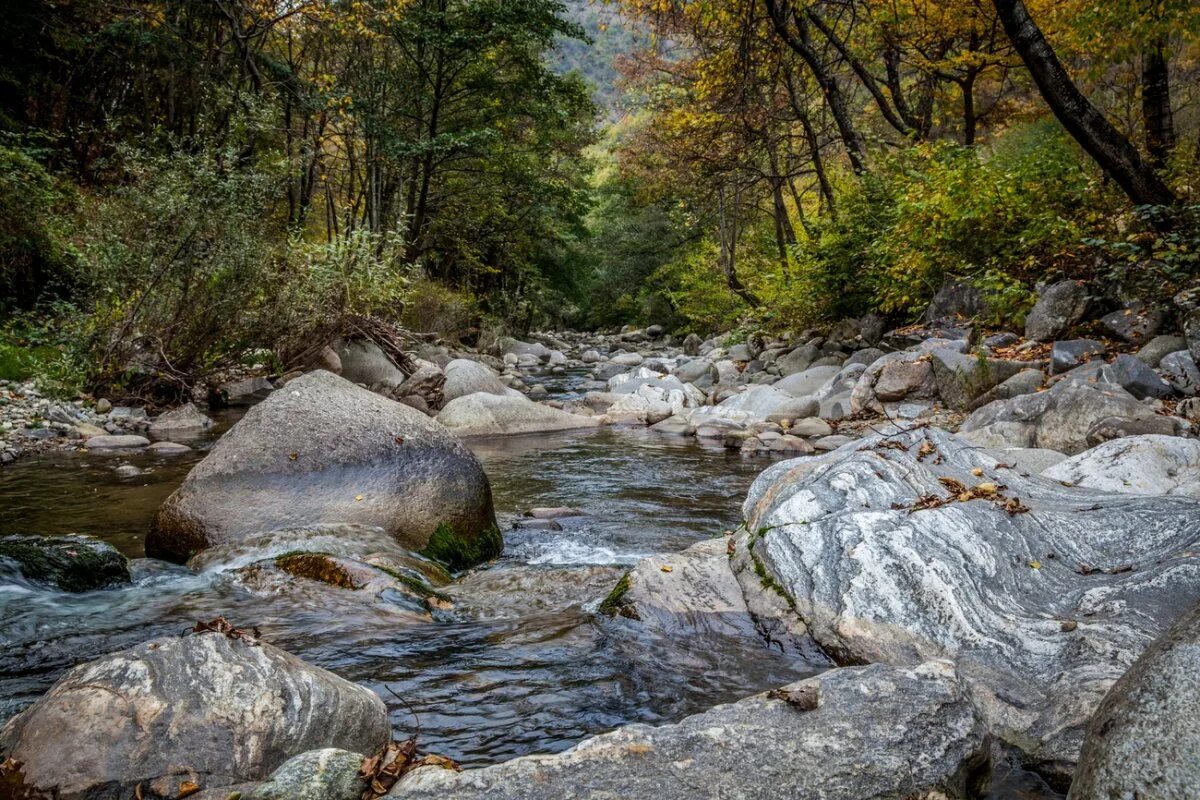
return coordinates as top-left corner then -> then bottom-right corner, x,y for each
765,0 -> 868,174
992,0 -> 1175,207
1141,35 -> 1175,167
717,184 -> 761,308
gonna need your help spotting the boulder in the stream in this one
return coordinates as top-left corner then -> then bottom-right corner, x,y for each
335,339 -> 407,389
436,391 -> 599,436
0,533 -> 130,591
1067,600 -> 1200,800
387,660 -> 988,800
149,402 -> 215,438
148,370 -> 499,567
739,427 -> 1200,782
441,359 -> 519,403
0,634 -> 390,800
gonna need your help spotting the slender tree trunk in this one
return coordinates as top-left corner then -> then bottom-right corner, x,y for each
992,0 -> 1175,207
765,0 -> 868,174
961,73 -> 977,146
1141,35 -> 1175,167
717,184 -> 761,307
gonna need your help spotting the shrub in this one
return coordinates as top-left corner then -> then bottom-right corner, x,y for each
0,141 -> 76,312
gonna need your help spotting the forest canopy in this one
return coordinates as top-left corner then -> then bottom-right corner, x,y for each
1,0 -> 1198,398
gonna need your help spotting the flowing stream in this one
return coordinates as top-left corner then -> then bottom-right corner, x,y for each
0,419 -> 821,766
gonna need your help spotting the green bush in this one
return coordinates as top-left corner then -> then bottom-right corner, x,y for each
0,141 -> 75,311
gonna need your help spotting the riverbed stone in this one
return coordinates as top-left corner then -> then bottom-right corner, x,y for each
1160,350 -> 1199,395
441,359 -> 517,403
250,748 -> 366,800
682,333 -> 703,355
1099,300 -> 1164,344
1068,600 -> 1200,800
149,402 -> 215,437
84,434 -> 150,450
0,634 -> 390,800
217,376 -> 276,407
335,340 -> 407,389
929,348 -> 1029,410
959,379 -> 1174,455
436,391 -> 598,436
388,661 -> 988,800
740,426 -> 1200,781
0,533 -> 130,591
149,370 -> 498,566
1050,339 -> 1106,374
1042,435 -> 1200,498
1025,280 -> 1090,342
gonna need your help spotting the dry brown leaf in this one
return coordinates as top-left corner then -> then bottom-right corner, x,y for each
177,780 -> 201,799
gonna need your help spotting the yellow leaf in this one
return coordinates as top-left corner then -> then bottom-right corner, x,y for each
660,565 -> 673,573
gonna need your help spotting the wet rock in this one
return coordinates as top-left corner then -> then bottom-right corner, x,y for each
84,434 -> 150,450
512,518 -> 562,531
217,376 -> 276,407
1042,435 -> 1200,499
1025,280 -> 1090,342
741,427 -> 1200,779
0,634 -> 390,800
0,533 -> 130,591
113,464 -> 142,478
389,661 -> 988,800
436,392 -> 598,437
526,506 -> 584,519
1050,339 -> 1106,374
150,371 -> 498,566
1068,600 -> 1200,800
250,748 -> 365,800
149,402 -> 215,437
1099,300 -> 1165,345
960,379 -> 1173,455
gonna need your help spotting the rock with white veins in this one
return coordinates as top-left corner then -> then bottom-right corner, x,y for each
740,426 -> 1200,782
0,634 -> 390,800
388,661 -> 988,800
1042,434 -> 1200,498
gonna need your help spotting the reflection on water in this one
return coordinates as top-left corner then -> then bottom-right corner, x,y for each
0,423 -> 819,766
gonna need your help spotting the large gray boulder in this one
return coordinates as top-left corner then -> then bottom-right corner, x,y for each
850,352 -> 938,412
772,365 -> 840,398
496,336 -> 550,362
0,634 -> 390,800
335,339 -> 407,389
1043,435 -> 1200,499
959,379 -> 1181,455
149,371 -> 498,566
1068,601 -> 1200,800
1025,280 -> 1090,342
389,661 -> 988,800
436,392 -> 598,437
441,359 -> 519,403
740,427 -> 1200,780
929,348 -> 1030,411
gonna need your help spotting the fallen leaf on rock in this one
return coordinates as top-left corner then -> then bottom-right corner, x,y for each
768,685 -> 819,711
970,468 -> 983,477
191,616 -> 260,644
355,494 -> 364,501
660,565 -> 673,573
177,780 -> 200,798
1029,560 -> 1042,570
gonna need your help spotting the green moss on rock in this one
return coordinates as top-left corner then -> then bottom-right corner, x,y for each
0,534 -> 130,592
420,522 -> 502,571
597,571 -> 640,620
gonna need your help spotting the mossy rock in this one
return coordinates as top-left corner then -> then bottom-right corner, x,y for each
0,534 -> 131,592
420,523 -> 503,571
597,571 -> 639,620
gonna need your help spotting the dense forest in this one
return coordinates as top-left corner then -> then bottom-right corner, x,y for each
1,0 -> 1198,401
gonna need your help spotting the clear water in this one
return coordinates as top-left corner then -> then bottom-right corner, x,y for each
0,422 -> 821,766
